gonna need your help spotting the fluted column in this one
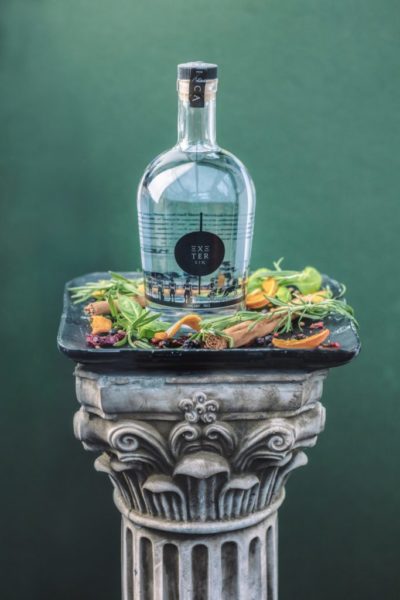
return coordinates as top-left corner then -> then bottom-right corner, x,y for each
120,509 -> 278,600
74,367 -> 326,600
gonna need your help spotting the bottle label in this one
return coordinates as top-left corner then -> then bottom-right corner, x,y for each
189,67 -> 206,108
139,209 -> 253,309
174,212 -> 225,276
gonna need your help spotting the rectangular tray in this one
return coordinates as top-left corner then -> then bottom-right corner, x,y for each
58,272 -> 360,371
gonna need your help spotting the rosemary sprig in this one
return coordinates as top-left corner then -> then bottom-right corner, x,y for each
194,294 -> 357,342
69,272 -> 143,303
266,296 -> 358,333
199,310 -> 261,332
193,310 -> 272,347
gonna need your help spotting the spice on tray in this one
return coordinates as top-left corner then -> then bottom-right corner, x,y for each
204,334 -> 228,350
69,261 -> 357,351
85,294 -> 146,316
223,314 -> 283,348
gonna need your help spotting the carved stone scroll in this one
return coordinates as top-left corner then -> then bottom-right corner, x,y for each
74,367 -> 327,599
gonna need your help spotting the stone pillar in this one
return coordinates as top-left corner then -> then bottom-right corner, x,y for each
74,367 -> 326,600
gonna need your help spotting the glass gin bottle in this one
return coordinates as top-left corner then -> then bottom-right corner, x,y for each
137,61 -> 256,315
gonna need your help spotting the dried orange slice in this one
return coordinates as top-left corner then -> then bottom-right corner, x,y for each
90,315 -> 113,335
295,291 -> 330,304
261,277 -> 278,297
245,290 -> 269,309
272,328 -> 330,349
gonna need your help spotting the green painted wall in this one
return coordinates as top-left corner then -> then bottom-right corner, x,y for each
1,0 -> 399,598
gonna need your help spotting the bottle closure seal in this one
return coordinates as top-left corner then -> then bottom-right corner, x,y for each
178,71 -> 218,106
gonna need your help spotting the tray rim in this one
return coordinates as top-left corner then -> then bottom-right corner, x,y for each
58,272 -> 361,371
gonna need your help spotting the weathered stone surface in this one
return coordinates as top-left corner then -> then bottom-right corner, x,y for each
74,366 -> 327,599
74,366 -> 326,418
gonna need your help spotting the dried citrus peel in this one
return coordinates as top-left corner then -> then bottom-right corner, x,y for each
245,290 -> 269,309
261,277 -> 278,296
153,313 -> 202,341
153,331 -> 169,341
246,277 -> 278,309
272,328 -> 330,349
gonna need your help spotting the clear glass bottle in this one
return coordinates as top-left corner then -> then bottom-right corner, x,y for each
137,61 -> 256,316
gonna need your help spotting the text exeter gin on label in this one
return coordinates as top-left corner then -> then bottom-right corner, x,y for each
137,61 -> 256,315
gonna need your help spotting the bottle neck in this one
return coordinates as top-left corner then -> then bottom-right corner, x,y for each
177,80 -> 218,152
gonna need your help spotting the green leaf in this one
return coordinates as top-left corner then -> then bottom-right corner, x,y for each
113,335 -> 128,347
107,295 -> 119,319
138,318 -> 170,340
247,261 -> 322,295
294,267 -> 322,294
132,310 -> 160,328
117,295 -> 143,323
276,286 -> 292,302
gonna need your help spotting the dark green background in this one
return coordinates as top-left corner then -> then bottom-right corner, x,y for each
1,0 -> 399,598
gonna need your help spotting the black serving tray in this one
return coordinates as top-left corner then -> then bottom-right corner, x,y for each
58,272 -> 360,371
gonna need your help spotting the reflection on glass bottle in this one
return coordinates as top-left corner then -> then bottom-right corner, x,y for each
137,61 -> 256,315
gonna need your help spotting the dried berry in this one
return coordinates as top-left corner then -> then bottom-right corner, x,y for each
310,321 -> 324,330
294,333 -> 307,340
182,339 -> 201,349
86,331 -> 126,348
320,341 -> 341,349
170,339 -> 182,348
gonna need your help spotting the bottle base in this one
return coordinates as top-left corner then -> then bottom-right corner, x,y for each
147,300 -> 243,321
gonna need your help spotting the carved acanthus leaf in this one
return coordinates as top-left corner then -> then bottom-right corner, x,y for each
203,422 -> 237,456
170,391 -> 237,458
107,422 -> 174,472
75,386 -> 325,523
232,419 -> 296,472
173,451 -> 230,480
169,422 -> 202,459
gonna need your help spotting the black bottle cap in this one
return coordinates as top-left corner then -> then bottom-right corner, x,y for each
178,61 -> 218,80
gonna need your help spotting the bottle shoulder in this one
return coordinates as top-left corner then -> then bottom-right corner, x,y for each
138,145 -> 255,199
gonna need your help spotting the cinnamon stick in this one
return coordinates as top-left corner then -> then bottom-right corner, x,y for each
84,294 -> 146,316
204,310 -> 291,349
224,315 -> 282,348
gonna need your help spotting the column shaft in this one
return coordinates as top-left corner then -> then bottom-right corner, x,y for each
122,513 -> 278,600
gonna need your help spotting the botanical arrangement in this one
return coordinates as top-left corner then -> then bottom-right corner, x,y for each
69,261 -> 357,351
